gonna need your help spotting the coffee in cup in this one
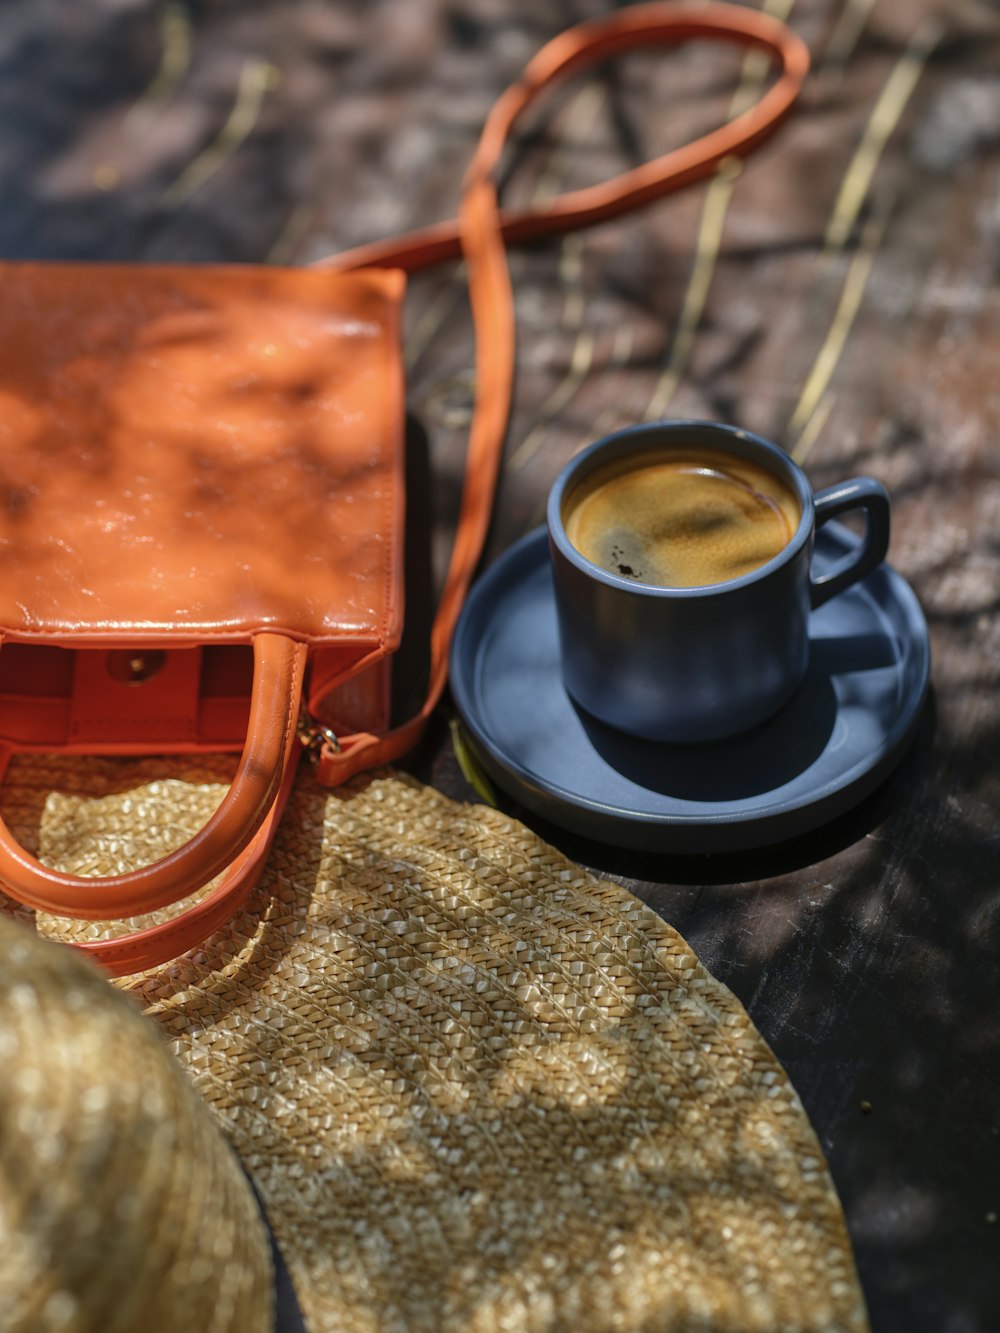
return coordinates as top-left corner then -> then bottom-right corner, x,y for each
562,448 -> 801,588
547,420 -> 891,743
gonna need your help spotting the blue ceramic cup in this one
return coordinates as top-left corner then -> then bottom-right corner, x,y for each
547,420 -> 891,743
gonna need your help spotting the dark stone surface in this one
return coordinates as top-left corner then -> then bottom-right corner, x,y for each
6,1 -> 998,1328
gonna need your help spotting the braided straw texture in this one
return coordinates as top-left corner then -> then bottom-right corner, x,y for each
2,754 -> 869,1333
0,912 -> 273,1333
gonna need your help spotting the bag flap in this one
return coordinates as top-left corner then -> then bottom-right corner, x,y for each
0,261 -> 406,651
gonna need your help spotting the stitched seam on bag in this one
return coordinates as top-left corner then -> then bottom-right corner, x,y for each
0,626 -> 381,643
379,277 -> 403,650
69,718 -> 197,735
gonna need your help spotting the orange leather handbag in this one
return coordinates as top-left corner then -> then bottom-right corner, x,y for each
0,5 -> 807,975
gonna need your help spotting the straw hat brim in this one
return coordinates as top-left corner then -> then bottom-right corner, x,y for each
1,754 -> 869,1333
0,910 -> 274,1333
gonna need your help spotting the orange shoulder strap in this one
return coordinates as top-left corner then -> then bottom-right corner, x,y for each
313,1 -> 809,786
67,3 -> 807,977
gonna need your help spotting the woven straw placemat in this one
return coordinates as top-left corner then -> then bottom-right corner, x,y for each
1,754 -> 869,1333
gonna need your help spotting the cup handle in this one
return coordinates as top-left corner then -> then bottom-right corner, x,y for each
810,477 -> 891,609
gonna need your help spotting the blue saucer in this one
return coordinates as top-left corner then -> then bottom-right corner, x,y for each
450,525 -> 930,853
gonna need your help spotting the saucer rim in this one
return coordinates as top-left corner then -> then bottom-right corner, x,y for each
450,524 -> 931,853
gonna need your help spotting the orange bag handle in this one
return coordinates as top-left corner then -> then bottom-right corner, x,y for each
313,1 -> 809,785
73,748 -> 301,978
0,633 -> 305,916
53,2 -> 806,975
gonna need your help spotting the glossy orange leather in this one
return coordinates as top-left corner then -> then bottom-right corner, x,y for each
0,263 -> 404,646
0,2 -> 808,972
0,265 -> 406,958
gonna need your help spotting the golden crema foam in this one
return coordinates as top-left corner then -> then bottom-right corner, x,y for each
564,449 -> 801,588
